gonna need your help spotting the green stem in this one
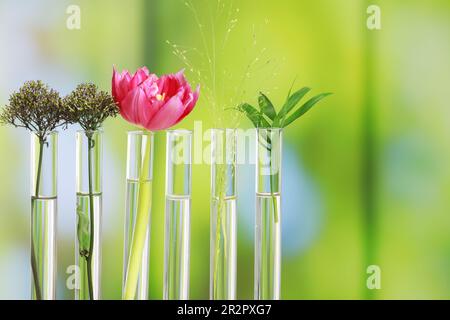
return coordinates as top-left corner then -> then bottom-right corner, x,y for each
213,185 -> 224,298
270,172 -> 278,223
213,204 -> 222,298
31,137 -> 44,300
259,132 -> 279,222
213,163 -> 230,299
86,135 -> 95,300
266,135 -> 278,223
123,134 -> 152,299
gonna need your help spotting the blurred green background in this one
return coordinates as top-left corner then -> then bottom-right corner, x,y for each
1,0 -> 450,299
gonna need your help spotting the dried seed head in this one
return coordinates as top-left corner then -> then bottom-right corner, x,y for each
0,80 -> 68,141
63,83 -> 119,135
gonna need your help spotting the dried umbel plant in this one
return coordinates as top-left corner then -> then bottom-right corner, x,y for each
63,82 -> 118,300
63,82 -> 118,136
0,80 -> 68,142
0,80 -> 68,300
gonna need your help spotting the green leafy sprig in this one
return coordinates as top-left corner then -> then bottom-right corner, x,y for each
238,86 -> 332,224
238,87 -> 332,128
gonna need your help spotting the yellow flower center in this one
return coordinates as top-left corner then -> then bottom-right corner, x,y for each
156,93 -> 166,101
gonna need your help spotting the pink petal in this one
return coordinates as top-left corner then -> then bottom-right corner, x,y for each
130,67 -> 150,88
112,67 -> 120,102
119,73 -> 132,100
145,95 -> 186,131
112,69 -> 132,102
112,69 -> 130,102
157,74 -> 183,98
120,87 -> 150,126
174,69 -> 187,85
177,84 -> 200,122
135,89 -> 154,126
140,76 -> 159,98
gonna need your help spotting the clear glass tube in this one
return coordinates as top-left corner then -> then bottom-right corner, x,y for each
164,130 -> 192,300
75,130 -> 102,300
210,129 -> 237,300
122,131 -> 154,300
30,131 -> 57,300
254,128 -> 282,300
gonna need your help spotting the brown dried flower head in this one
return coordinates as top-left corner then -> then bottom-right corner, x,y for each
63,83 -> 118,135
0,80 -> 69,141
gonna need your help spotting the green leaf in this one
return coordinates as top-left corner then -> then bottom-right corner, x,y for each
239,103 -> 260,127
282,92 -> 332,127
238,103 -> 270,128
258,92 -> 276,121
287,76 -> 298,99
274,87 -> 311,126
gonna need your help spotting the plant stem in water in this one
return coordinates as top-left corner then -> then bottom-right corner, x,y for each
213,164 -> 228,299
213,197 -> 223,298
31,137 -> 44,300
265,136 -> 278,223
270,172 -> 278,223
123,136 -> 152,299
86,135 -> 95,300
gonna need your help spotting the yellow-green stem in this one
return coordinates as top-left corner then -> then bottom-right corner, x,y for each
123,135 -> 152,300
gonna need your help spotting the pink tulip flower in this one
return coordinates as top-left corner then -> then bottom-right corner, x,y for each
112,66 -> 199,131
